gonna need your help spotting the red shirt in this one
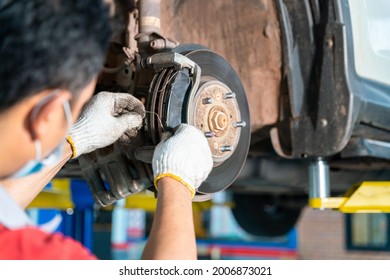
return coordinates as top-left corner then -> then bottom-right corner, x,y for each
0,186 -> 97,260
0,225 -> 97,260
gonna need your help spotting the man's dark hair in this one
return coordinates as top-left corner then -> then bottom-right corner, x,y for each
0,0 -> 111,111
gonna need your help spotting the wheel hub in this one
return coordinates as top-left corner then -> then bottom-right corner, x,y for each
192,81 -> 241,163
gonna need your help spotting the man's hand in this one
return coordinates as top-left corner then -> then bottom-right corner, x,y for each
152,124 -> 213,198
143,124 -> 213,259
68,92 -> 145,158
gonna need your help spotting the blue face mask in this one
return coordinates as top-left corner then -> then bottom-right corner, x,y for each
10,92 -> 73,178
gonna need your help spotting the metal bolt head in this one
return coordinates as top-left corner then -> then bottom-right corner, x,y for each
264,23 -> 273,38
320,119 -> 328,128
327,39 -> 333,49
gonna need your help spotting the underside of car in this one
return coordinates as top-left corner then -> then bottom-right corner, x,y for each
61,0 -> 390,237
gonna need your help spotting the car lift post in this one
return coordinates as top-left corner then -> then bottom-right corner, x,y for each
308,158 -> 390,213
309,158 -> 330,210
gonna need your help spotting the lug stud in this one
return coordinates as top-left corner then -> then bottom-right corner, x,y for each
233,121 -> 246,128
204,131 -> 215,138
220,146 -> 233,152
223,92 -> 236,99
202,98 -> 213,105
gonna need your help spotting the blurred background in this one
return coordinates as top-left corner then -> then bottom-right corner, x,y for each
27,178 -> 390,260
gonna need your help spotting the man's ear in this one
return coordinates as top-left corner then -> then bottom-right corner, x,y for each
29,90 -> 71,140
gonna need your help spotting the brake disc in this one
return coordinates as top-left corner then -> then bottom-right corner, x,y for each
146,45 -> 250,194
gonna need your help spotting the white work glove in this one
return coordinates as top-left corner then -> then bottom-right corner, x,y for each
152,124 -> 213,198
67,91 -> 145,158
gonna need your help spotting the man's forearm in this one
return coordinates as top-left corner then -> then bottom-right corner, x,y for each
0,143 -> 73,208
142,177 -> 197,260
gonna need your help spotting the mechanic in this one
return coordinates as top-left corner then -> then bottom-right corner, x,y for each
0,0 -> 212,259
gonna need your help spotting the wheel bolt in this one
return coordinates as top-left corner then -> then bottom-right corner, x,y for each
202,98 -> 213,105
204,131 -> 215,138
223,92 -> 236,99
220,146 -> 233,152
233,121 -> 246,128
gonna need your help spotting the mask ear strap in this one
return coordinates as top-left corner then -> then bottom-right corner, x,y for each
34,139 -> 42,161
29,90 -> 71,160
29,91 -> 61,161
62,100 -> 73,131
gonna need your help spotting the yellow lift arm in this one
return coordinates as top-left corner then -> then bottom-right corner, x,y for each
310,181 -> 390,213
